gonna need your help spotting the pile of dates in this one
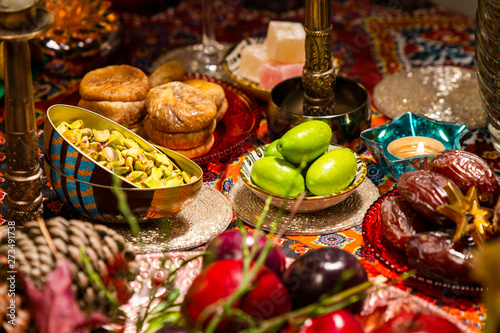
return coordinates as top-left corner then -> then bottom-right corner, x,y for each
57,119 -> 197,188
381,149 -> 500,285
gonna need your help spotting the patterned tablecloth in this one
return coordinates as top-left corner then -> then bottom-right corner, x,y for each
0,0 -> 490,331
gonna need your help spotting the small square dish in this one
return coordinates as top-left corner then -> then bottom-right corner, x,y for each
223,37 -> 271,101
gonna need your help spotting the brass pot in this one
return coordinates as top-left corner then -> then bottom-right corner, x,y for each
267,76 -> 372,153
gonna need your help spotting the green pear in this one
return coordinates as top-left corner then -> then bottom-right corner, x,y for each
277,120 -> 332,165
264,139 -> 284,159
251,156 -> 305,197
306,148 -> 357,196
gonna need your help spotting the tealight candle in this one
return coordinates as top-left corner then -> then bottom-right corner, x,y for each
387,136 -> 445,159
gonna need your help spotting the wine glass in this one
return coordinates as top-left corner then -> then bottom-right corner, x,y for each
151,0 -> 232,80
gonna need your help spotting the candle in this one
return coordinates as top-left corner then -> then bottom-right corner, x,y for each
387,136 -> 445,159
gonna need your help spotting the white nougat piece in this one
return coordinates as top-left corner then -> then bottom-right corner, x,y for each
265,21 -> 305,64
238,44 -> 270,83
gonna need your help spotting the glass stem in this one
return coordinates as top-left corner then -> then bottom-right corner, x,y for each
201,0 -> 219,57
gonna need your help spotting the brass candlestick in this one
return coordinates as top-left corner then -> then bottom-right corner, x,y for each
302,0 -> 336,116
0,1 -> 53,222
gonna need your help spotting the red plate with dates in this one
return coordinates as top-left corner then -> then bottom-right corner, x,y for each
362,189 -> 483,300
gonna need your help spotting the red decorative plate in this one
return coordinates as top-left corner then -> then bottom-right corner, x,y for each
62,73 -> 261,166
362,189 -> 483,299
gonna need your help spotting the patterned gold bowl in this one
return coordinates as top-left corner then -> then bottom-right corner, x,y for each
43,104 -> 203,222
239,144 -> 367,213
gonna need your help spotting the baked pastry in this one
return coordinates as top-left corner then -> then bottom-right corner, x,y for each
144,116 -> 216,150
170,134 -> 215,159
184,79 -> 228,122
144,81 -> 219,159
78,65 -> 150,128
146,81 -> 217,133
78,100 -> 145,126
149,60 -> 186,88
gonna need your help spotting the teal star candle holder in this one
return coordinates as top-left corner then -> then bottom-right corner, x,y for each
361,112 -> 469,180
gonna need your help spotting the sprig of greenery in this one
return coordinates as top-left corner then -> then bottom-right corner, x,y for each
111,174 -> 141,239
138,253 -> 205,332
103,155 -> 410,333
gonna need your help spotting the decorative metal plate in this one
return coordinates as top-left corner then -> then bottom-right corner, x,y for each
102,185 -> 233,253
229,178 -> 379,235
373,66 -> 485,129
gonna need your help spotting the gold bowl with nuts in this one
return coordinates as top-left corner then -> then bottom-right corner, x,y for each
44,104 -> 203,222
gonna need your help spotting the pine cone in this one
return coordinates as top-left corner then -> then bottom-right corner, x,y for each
0,217 -> 138,316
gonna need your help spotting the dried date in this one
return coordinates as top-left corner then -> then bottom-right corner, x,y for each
397,170 -> 456,226
430,149 -> 500,207
380,196 -> 429,251
405,230 -> 476,284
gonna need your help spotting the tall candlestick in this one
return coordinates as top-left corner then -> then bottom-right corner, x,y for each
387,136 -> 445,160
0,2 -> 53,222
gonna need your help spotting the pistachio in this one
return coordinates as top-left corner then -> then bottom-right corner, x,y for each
102,146 -> 117,162
144,176 -> 163,188
79,136 -> 90,150
57,119 -> 195,188
96,152 -> 106,161
159,164 -> 173,177
124,138 -> 141,149
181,171 -> 191,183
144,151 -> 155,160
134,160 -> 145,171
56,122 -> 69,133
80,128 -> 93,137
153,153 -> 171,167
68,119 -> 84,130
110,161 -> 125,169
165,175 -> 184,187
144,160 -> 155,175
150,167 -> 163,180
113,166 -> 130,176
125,156 -> 134,172
126,171 -> 147,183
115,149 -> 125,165
92,129 -> 111,143
137,151 -> 148,165
108,130 -> 126,147
122,147 -> 141,160
62,129 -> 82,145
89,141 -> 103,152
83,149 -> 98,160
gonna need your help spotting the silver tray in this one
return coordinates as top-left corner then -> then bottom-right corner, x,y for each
229,178 -> 380,235
103,185 -> 233,253
373,66 -> 484,129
